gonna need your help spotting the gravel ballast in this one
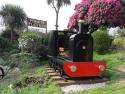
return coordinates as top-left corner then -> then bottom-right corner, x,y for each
61,82 -> 106,94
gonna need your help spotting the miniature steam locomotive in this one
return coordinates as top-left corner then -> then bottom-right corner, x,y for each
48,22 -> 106,78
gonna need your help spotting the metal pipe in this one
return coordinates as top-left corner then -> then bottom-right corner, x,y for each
78,20 -> 88,34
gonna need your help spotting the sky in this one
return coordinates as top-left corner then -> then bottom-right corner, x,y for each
0,0 -> 81,30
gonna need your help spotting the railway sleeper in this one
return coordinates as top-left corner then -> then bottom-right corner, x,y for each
48,58 -> 69,82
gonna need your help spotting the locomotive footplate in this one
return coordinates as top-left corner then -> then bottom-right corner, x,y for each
63,62 -> 106,77
47,55 -> 106,78
47,55 -> 72,65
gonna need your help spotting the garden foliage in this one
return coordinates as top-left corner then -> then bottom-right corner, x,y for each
10,52 -> 38,68
18,32 -> 48,58
111,28 -> 125,51
68,0 -> 125,30
42,33 -> 49,45
0,36 -> 11,50
112,37 -> 125,51
117,28 -> 125,37
1,29 -> 19,41
92,29 -> 111,52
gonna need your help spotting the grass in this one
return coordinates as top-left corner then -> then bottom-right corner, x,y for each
94,52 -> 125,80
0,66 -> 63,94
1,50 -> 125,94
0,83 -> 63,94
94,52 -> 125,69
72,52 -> 125,94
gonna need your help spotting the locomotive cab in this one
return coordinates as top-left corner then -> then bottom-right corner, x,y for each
48,30 -> 76,59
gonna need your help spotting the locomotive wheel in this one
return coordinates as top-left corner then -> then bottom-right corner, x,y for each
57,64 -> 60,70
59,69 -> 63,77
0,67 -> 4,80
57,64 -> 67,82
48,59 -> 52,68
58,65 -> 63,77
53,62 -> 57,72
51,62 -> 54,68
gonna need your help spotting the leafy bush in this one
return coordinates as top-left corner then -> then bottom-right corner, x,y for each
18,32 -> 41,51
42,34 -> 48,45
92,30 -> 111,53
10,52 -> 39,68
0,36 -> 11,50
9,49 -> 20,54
18,32 -> 48,58
112,37 -> 125,51
1,29 -> 19,41
117,28 -> 125,37
0,58 -> 11,66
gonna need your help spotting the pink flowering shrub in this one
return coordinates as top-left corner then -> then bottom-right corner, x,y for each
68,0 -> 92,29
68,0 -> 125,30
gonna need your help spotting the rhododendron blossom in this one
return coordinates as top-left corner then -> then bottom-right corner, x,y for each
68,0 -> 125,30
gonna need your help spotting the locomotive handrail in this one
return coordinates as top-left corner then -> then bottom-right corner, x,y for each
57,56 -> 72,62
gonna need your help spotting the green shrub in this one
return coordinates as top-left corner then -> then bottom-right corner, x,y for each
10,52 -> 39,69
117,28 -> 125,37
0,58 -> 11,66
1,29 -> 19,41
92,30 -> 111,53
112,37 -> 125,51
9,49 -> 20,54
18,32 -> 42,51
0,36 -> 11,50
18,32 -> 48,58
42,34 -> 48,45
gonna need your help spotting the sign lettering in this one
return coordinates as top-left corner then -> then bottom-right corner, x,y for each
27,18 -> 47,28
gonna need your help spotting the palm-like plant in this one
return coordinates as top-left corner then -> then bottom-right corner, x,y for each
0,4 -> 27,42
47,0 -> 71,30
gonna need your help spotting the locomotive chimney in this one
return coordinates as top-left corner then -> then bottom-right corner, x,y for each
78,20 -> 88,34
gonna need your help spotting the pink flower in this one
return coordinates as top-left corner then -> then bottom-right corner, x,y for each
67,0 -> 125,30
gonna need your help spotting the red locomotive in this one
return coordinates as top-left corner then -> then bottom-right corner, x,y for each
48,21 -> 106,78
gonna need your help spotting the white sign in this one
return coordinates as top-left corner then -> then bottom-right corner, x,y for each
27,18 -> 47,28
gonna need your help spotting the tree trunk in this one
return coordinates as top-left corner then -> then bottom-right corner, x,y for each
11,27 -> 14,43
55,11 -> 59,30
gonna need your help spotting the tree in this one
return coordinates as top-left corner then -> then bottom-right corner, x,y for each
68,0 -> 125,31
0,4 -> 27,42
47,0 -> 71,30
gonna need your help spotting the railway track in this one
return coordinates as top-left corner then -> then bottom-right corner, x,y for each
45,65 -> 109,87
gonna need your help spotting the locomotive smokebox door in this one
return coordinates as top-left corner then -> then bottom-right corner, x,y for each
69,21 -> 93,62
